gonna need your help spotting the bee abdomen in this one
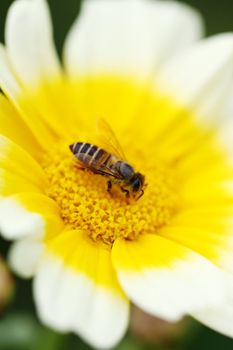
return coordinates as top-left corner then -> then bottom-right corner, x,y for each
70,143 -> 92,156
70,142 -> 109,166
69,142 -> 81,154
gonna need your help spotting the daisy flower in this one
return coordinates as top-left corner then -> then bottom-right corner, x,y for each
0,0 -> 233,348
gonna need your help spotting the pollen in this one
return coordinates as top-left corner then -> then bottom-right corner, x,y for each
42,143 -> 179,245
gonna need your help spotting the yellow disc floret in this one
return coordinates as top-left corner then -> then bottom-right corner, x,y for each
42,143 -> 178,245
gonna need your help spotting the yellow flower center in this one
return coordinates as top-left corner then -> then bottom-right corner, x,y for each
27,76 -> 231,248
42,143 -> 178,245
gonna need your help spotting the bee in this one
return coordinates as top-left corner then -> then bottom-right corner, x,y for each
69,119 -> 146,200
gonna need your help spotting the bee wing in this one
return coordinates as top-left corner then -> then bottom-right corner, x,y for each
92,164 -> 124,179
74,153 -> 124,180
96,118 -> 127,161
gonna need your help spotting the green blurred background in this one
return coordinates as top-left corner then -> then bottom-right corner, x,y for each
0,0 -> 233,349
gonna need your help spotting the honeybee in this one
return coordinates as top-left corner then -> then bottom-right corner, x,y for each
69,119 -> 146,200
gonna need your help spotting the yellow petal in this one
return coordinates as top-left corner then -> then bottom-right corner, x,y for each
46,230 -> 126,297
0,45 -> 56,150
0,94 -> 41,157
0,135 -> 46,190
0,169 -> 41,196
160,214 -> 233,274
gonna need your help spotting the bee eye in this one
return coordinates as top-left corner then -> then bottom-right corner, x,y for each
132,178 -> 141,192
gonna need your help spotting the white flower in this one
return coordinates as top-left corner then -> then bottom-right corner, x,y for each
0,0 -> 233,349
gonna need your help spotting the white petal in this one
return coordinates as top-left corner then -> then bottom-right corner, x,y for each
0,198 -> 44,239
112,235 -> 227,322
8,238 -> 43,278
156,34 -> 233,122
118,263 -> 226,322
0,193 -> 63,240
0,44 -> 21,99
64,0 -> 203,80
216,86 -> 233,164
34,254 -> 129,349
222,84 -> 233,122
5,0 -> 61,88
192,275 -> 233,338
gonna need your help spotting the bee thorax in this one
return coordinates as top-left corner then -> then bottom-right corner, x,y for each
114,161 -> 135,180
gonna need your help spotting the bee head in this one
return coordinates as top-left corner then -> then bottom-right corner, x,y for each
131,173 -> 145,193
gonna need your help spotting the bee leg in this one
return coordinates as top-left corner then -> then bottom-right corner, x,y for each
121,187 -> 130,198
73,163 -> 85,171
76,166 -> 85,171
136,189 -> 144,201
107,180 -> 112,193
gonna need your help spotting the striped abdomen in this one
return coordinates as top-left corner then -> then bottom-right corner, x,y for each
69,142 -> 114,168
